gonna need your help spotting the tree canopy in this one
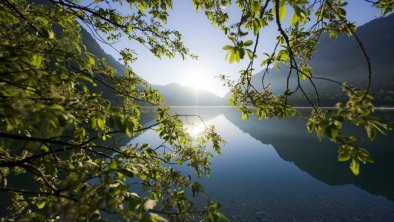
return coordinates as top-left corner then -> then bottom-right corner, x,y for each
0,0 -> 393,221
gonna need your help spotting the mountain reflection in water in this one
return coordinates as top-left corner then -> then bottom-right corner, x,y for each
131,107 -> 394,222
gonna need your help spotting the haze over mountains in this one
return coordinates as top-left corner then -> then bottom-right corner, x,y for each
81,28 -> 227,106
154,83 -> 227,106
83,13 -> 394,106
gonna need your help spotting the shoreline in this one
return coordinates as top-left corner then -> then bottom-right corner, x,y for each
142,106 -> 394,111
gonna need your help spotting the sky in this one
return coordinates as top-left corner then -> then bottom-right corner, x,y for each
98,0 -> 382,97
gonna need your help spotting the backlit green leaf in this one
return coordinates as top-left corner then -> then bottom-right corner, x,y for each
110,159 -> 117,170
291,13 -> 299,26
279,3 -> 287,22
37,201 -> 46,209
338,150 -> 350,162
350,158 -> 360,176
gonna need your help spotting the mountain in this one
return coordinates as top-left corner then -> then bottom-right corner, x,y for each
83,13 -> 394,107
81,29 -> 126,75
80,28 -> 226,106
230,14 -> 394,106
153,83 -> 226,106
80,27 -> 157,135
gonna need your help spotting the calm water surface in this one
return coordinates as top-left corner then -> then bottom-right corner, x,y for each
132,107 -> 394,222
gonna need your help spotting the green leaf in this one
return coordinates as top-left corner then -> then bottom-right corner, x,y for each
237,49 -> 243,61
40,145 -> 49,152
246,49 -> 254,60
139,174 -> 147,180
325,125 -> 338,139
90,118 -> 97,129
73,42 -> 82,53
109,159 -> 118,170
318,6 -> 325,20
299,73 -> 307,80
278,50 -> 289,61
222,45 -> 233,50
97,118 -> 105,130
291,13 -> 299,26
253,19 -> 260,35
37,201 -> 46,209
31,54 -> 42,67
49,104 -> 64,111
350,158 -> 360,176
224,51 -> 231,61
68,164 -> 75,170
229,52 -> 235,64
149,213 -> 168,222
125,125 -> 133,137
179,135 -> 186,144
338,150 -> 350,162
138,2 -> 147,12
43,29 -> 55,39
337,8 -> 346,19
37,16 -> 49,25
329,31 -> 338,39
244,40 -> 253,46
279,3 -> 287,22
228,98 -> 236,106
85,52 -> 95,66
365,125 -> 377,141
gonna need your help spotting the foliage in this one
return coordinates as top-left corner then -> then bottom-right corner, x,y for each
1,0 -> 393,221
0,0 -> 226,221
195,0 -> 392,175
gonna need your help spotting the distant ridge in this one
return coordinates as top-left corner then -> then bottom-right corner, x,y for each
153,83 -> 226,106
81,13 -> 394,107
80,27 -> 227,106
223,13 -> 394,106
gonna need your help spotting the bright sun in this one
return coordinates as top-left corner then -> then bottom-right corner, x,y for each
188,73 -> 207,90
181,68 -> 226,97
176,62 -> 228,97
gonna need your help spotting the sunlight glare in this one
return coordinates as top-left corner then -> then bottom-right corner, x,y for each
183,68 -> 210,90
185,122 -> 206,138
182,67 -> 228,97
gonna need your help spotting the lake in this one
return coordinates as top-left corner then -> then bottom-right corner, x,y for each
133,107 -> 394,222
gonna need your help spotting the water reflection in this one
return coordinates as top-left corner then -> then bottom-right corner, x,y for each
131,107 -> 394,222
184,115 -> 223,138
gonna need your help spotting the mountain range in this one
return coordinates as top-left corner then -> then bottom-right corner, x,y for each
80,28 -> 228,106
249,13 -> 394,106
83,13 -> 394,107
154,83 -> 227,106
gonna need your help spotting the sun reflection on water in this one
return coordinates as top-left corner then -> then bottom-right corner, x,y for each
183,114 -> 225,138
185,122 -> 206,138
